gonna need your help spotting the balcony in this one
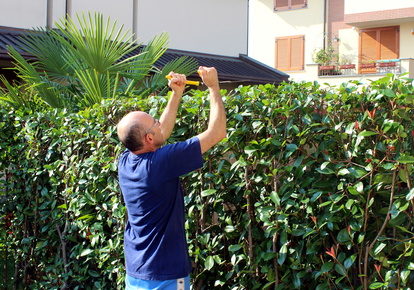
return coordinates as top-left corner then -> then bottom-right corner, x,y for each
304,58 -> 414,87
318,59 -> 403,76
344,1 -> 414,28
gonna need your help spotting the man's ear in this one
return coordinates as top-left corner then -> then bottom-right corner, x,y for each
145,133 -> 153,144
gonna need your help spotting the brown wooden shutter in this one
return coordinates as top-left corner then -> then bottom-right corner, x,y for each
290,36 -> 304,70
379,28 -> 398,60
292,0 -> 306,7
275,0 -> 289,10
359,26 -> 399,73
275,0 -> 306,10
275,35 -> 304,71
275,38 -> 289,71
360,30 -> 377,62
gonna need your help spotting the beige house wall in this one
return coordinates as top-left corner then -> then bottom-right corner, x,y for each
135,0 -> 248,56
0,0 -> 248,57
70,0 -> 134,33
248,0 -> 325,82
345,0 -> 413,14
0,0 -> 48,29
400,22 -> 414,59
249,0 -> 414,84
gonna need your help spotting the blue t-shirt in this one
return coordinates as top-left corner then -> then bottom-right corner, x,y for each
118,136 -> 203,280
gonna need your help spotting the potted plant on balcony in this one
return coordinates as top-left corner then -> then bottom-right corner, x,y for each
377,60 -> 397,67
312,46 -> 339,71
359,60 -> 376,69
338,56 -> 355,69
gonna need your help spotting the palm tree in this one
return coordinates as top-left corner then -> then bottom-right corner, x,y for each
0,12 -> 198,110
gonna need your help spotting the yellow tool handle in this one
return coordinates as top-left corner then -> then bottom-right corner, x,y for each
165,75 -> 200,86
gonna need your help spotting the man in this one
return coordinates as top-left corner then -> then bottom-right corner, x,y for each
117,66 -> 226,289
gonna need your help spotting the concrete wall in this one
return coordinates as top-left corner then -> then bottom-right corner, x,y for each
0,0 -> 248,57
136,0 -> 248,56
0,0 -> 48,28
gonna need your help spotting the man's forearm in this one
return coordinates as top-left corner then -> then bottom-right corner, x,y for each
159,91 -> 182,140
197,85 -> 226,153
207,86 -> 226,136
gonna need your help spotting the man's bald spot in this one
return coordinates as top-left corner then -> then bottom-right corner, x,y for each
117,111 -> 151,151
118,111 -> 145,138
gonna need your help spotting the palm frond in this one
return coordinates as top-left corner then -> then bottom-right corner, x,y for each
55,12 -> 140,74
3,12 -> 177,111
75,69 -> 122,106
0,75 -> 27,109
138,56 -> 199,96
7,46 -> 65,108
18,28 -> 75,82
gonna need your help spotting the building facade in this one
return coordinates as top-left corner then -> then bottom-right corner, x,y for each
0,0 -> 248,57
0,0 -> 291,87
248,0 -> 414,85
3,0 -> 413,85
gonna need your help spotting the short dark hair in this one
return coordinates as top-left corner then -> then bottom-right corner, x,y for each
120,122 -> 146,151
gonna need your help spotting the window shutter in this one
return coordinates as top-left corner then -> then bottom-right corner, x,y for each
292,0 -> 306,7
359,26 -> 399,74
275,35 -> 304,71
360,30 -> 377,62
379,28 -> 398,60
275,0 -> 306,10
275,38 -> 289,71
275,0 -> 289,10
290,36 -> 304,70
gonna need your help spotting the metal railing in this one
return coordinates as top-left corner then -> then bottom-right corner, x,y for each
318,59 -> 401,76
376,59 -> 401,74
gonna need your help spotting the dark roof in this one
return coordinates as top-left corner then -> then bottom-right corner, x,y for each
153,48 -> 289,85
0,26 -> 31,59
0,26 -> 289,85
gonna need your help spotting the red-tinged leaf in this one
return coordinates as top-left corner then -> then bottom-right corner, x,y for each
366,109 -> 376,119
326,246 -> 336,259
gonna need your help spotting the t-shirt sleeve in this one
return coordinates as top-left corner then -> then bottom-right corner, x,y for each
162,136 -> 203,177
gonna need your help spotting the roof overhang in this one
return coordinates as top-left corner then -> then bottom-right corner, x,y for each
344,7 -> 414,29
0,26 -> 289,85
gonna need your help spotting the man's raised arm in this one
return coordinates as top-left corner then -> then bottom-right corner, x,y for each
196,67 -> 226,154
159,72 -> 187,140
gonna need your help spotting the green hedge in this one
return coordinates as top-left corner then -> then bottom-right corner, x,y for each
1,75 -> 414,289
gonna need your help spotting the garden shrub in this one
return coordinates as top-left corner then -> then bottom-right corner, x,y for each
1,74 -> 414,289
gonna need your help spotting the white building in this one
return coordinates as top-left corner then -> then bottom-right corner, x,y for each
0,0 -> 288,88
248,0 -> 414,85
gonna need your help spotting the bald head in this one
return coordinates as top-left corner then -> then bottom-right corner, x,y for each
117,111 -> 150,151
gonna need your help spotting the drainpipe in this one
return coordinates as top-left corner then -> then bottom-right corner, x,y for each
323,0 -> 327,50
132,0 -> 138,41
46,0 -> 53,29
246,0 -> 249,56
65,0 -> 72,21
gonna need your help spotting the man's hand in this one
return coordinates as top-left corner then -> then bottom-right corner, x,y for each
197,66 -> 219,90
167,72 -> 187,95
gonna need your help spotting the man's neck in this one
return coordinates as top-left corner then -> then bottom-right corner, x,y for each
131,145 -> 159,155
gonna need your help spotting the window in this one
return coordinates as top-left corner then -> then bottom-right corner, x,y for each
359,26 -> 399,74
275,35 -> 304,71
274,0 -> 307,11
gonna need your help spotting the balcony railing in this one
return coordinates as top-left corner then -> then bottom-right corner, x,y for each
375,59 -> 401,74
318,59 -> 401,76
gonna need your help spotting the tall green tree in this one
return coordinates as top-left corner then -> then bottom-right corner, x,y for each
0,12 -> 198,110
